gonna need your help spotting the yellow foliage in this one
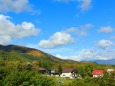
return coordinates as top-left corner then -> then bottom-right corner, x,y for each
28,50 -> 43,56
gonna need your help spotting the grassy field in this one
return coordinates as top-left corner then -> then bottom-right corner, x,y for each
53,77 -> 75,86
63,79 -> 74,86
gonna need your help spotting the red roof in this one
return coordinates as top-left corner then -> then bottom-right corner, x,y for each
39,67 -> 46,71
62,68 -> 74,73
92,70 -> 103,75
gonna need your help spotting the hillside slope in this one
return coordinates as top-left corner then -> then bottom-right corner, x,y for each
0,45 -> 80,63
0,45 -> 63,62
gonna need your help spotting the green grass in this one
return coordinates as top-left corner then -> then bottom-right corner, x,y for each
63,79 -> 74,86
53,77 -> 75,86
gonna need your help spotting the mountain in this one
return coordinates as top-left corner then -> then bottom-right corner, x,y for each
0,44 -> 79,63
0,44 -> 63,62
89,59 -> 115,65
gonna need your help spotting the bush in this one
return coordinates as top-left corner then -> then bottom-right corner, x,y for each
2,70 -> 56,86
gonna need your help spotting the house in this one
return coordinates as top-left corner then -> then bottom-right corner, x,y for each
92,70 -> 104,78
111,70 -> 115,80
107,69 -> 114,74
38,67 -> 49,74
51,69 -> 59,76
61,68 -> 77,79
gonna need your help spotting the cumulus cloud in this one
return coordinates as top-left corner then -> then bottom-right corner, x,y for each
64,24 -> 93,36
39,24 -> 92,49
98,26 -> 114,33
56,49 -> 115,61
0,36 -> 12,45
97,40 -> 114,49
79,0 -> 92,11
54,0 -> 92,11
38,32 -> 75,49
0,14 -> 40,44
0,0 -> 38,13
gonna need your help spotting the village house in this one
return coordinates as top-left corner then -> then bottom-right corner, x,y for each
107,69 -> 115,80
107,69 -> 114,74
38,67 -> 49,75
92,70 -> 104,78
61,68 -> 77,79
51,69 -> 59,76
111,70 -> 115,80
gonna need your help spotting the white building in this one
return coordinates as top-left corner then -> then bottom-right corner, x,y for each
61,68 -> 76,79
107,69 -> 114,74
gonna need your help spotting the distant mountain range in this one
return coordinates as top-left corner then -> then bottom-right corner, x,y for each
89,59 -> 115,65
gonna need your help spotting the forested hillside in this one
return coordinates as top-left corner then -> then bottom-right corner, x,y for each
0,45 -> 64,62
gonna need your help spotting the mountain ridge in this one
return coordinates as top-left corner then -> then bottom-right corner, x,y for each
0,44 -> 79,63
0,44 -> 62,62
1,44 -> 114,65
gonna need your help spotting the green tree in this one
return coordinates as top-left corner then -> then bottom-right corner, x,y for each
38,60 -> 53,71
3,70 -> 57,86
58,64 -> 62,76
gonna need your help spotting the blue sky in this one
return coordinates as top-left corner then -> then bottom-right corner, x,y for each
0,0 -> 115,61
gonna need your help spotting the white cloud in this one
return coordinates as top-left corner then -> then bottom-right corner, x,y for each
97,40 -> 114,49
64,24 -> 93,36
56,49 -> 115,61
39,24 -> 92,49
0,14 -> 40,44
38,32 -> 75,49
79,0 -> 92,11
98,26 -> 114,33
0,36 -> 12,45
0,0 -> 38,13
54,0 -> 92,11
80,23 -> 93,29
